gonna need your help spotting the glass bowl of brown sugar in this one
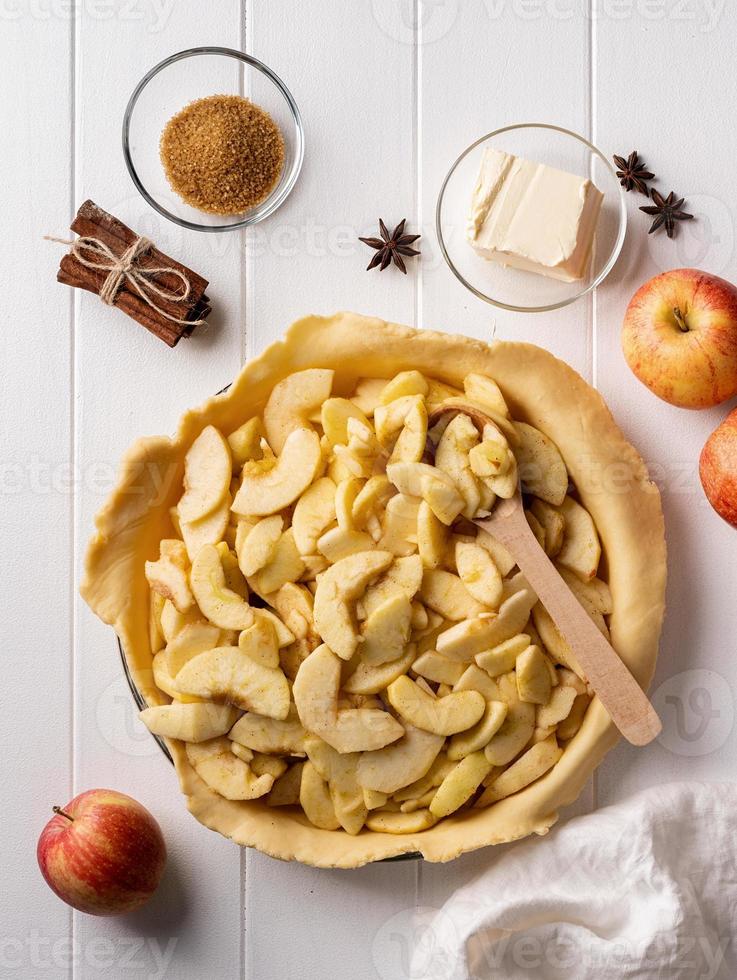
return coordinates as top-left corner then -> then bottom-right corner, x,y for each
123,47 -> 304,232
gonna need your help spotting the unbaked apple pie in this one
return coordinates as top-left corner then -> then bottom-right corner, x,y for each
82,314 -> 666,865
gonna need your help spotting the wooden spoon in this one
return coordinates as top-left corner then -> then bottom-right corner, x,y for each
428,405 -> 662,747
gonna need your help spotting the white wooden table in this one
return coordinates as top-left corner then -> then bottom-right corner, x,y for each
4,2 -> 736,977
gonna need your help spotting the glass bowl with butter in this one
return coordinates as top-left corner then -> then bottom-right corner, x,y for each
436,124 -> 626,312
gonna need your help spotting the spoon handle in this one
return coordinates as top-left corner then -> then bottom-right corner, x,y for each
475,511 -> 662,747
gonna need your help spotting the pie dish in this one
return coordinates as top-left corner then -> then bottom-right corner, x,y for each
81,313 -> 666,866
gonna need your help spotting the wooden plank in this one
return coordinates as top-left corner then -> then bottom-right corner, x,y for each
594,4 -> 737,805
416,0 -> 596,908
417,0 -> 596,374
243,3 -> 421,976
244,0 -> 420,356
71,4 -> 245,977
1,9 -> 73,977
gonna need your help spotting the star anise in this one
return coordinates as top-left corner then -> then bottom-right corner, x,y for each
359,218 -> 421,273
613,151 -> 654,195
639,189 -> 694,239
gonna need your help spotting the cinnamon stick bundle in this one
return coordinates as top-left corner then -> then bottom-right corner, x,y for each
53,201 -> 211,347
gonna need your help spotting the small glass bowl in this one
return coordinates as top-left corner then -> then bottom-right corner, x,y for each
123,47 -> 304,232
436,123 -> 626,312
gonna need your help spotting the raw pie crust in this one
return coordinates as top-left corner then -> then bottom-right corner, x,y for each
81,313 -> 666,867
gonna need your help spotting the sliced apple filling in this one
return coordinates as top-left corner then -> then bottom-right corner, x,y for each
140,364 -> 606,834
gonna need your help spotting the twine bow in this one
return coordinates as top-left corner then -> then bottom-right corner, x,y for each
45,234 -> 205,326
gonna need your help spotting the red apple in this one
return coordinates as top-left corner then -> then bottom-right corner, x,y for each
37,789 -> 166,916
622,268 -> 737,409
700,408 -> 737,527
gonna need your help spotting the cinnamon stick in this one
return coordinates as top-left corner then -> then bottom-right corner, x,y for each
52,201 -> 211,346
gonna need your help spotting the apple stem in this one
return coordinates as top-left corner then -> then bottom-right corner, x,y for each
52,806 -> 74,823
673,306 -> 690,332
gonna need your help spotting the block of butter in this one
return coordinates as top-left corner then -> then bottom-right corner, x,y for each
466,147 -> 603,282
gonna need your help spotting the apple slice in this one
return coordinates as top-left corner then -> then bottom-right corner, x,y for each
267,762 -> 305,806
300,761 -> 340,829
452,664 -> 501,701
366,809 -> 436,834
190,544 -> 253,630
379,370 -> 429,405
317,527 -> 375,563
447,701 -> 508,760
252,608 -> 295,648
537,685 -> 577,728
477,735 -> 562,807
335,478 -> 363,530
360,592 -> 412,665
419,569 -> 488,621
304,736 -> 368,835
175,646 -> 290,719
145,554 -> 194,613
267,582 -> 315,640
378,493 -> 421,557
357,724 -> 444,794
238,618 -> 280,669
351,377 -> 390,415
227,417 -> 264,470
483,697 -> 536,768
312,550 -> 393,660
386,675 -> 485,736
180,495 -> 231,563
412,651 -> 465,686
516,645 -> 552,704
342,644 -> 417,695
463,373 -> 511,418
293,644 -> 341,733
229,705 -> 306,755
554,496 -> 601,581
476,528 -> 516,577
236,515 -> 283,577
232,428 -> 323,518
292,476 -> 337,554
165,621 -> 221,676
417,500 -> 449,569
436,588 -> 537,661
321,398 -> 370,446
263,368 -> 334,454
514,422 -> 568,507
435,414 -> 481,518
186,737 -> 273,800
386,462 -> 465,526
390,400 -> 428,465
321,709 -> 404,754
362,555 -> 424,618
139,703 -> 239,742
178,426 -> 232,524
429,751 -> 492,818
352,475 -> 395,529
374,394 -> 425,446
455,541 -> 503,608
250,528 -> 305,595
475,633 -> 530,677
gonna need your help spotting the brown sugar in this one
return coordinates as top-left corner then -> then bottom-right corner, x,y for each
160,94 -> 285,215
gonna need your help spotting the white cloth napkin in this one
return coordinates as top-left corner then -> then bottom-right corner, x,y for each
413,783 -> 737,980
